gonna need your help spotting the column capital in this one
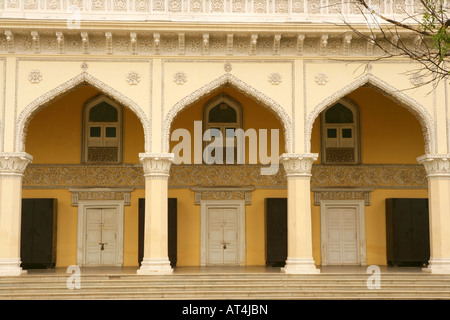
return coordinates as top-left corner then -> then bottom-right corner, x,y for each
417,154 -> 450,179
139,153 -> 174,179
279,153 -> 318,178
0,152 -> 33,177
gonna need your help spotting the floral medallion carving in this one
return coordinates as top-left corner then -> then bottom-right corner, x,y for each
410,73 -> 424,87
126,71 -> 141,85
314,72 -> 328,85
268,72 -> 282,85
224,62 -> 232,72
28,70 -> 42,84
173,71 -> 187,85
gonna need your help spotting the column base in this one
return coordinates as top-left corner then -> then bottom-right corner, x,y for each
137,258 -> 173,275
282,258 -> 320,274
422,258 -> 450,274
0,259 -> 27,276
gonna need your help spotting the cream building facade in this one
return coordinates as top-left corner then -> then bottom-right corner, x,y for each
0,0 -> 449,276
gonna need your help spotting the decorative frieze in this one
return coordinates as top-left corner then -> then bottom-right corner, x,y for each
312,187 -> 373,206
191,186 -> 254,205
22,164 -> 428,189
70,188 -> 133,206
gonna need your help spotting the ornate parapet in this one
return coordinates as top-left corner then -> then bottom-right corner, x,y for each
0,152 -> 33,177
139,153 -> 174,180
279,153 -> 318,179
0,0 -> 419,23
417,154 -> 450,180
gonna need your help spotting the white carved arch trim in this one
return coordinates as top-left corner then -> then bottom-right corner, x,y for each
162,73 -> 293,153
305,73 -> 435,155
15,72 -> 151,153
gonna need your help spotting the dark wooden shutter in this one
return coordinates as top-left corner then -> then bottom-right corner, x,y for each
386,198 -> 430,266
21,199 -> 57,269
138,198 -> 177,267
265,198 -> 287,267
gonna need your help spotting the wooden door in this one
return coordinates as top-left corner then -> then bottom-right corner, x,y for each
326,206 -> 358,265
265,198 -> 287,267
84,207 -> 118,266
138,198 -> 177,267
207,206 -> 239,265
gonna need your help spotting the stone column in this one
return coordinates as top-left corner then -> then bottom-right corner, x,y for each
0,152 -> 33,276
137,153 -> 174,275
418,154 -> 450,274
280,153 -> 320,274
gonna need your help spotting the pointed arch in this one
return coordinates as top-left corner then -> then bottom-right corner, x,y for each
162,73 -> 293,153
15,72 -> 151,153
305,73 -> 435,154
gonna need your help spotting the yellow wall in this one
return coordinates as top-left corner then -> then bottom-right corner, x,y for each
22,84 -> 428,268
169,86 -> 286,163
311,87 -> 425,164
26,85 -> 145,164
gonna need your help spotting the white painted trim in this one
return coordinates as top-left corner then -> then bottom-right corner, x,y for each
320,200 -> 367,266
200,200 -> 246,266
76,200 -> 124,267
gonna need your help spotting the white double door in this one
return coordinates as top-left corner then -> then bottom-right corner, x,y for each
206,206 -> 240,266
84,207 -> 119,266
325,206 -> 359,265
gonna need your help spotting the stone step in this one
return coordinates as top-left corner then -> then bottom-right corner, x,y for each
2,289 -> 450,300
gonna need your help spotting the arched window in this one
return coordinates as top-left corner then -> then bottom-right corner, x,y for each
203,93 -> 243,164
83,96 -> 123,163
321,99 -> 360,164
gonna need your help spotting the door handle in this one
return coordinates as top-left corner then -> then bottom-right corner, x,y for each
99,242 -> 107,250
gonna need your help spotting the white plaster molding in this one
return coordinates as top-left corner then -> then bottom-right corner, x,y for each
314,72 -> 328,85
16,71 -> 152,153
31,31 -> 40,54
282,257 -> 320,274
423,258 -> 450,274
130,33 -> 137,55
173,71 -> 187,85
191,185 -> 255,205
279,153 -> 318,179
312,187 -> 373,206
137,257 -> 173,274
56,31 -> 64,54
69,188 -> 134,206
268,72 -> 282,85
0,152 -> 33,176
417,154 -> 450,179
224,62 -> 232,72
0,258 -> 26,276
139,152 -> 174,179
305,72 -> 435,154
81,32 -> 89,54
410,72 -> 424,87
126,71 -> 141,85
28,69 -> 42,84
4,30 -> 14,53
162,72 -> 293,153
